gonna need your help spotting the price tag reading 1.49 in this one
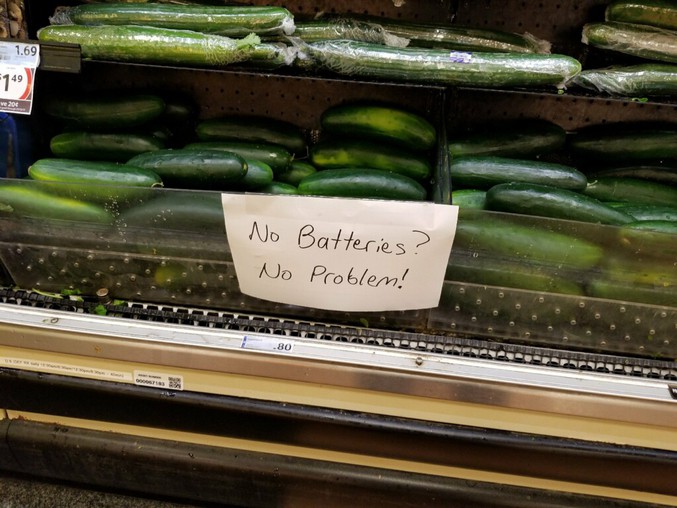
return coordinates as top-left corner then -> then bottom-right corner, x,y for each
0,41 -> 40,115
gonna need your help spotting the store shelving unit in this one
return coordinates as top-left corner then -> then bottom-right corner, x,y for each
1,1 -> 676,506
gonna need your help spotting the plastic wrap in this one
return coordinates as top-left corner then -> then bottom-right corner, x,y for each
49,3 -> 296,37
582,21 -> 677,64
37,25 -> 261,68
301,40 -> 580,89
290,18 -> 409,47
573,63 -> 677,96
606,0 -> 677,31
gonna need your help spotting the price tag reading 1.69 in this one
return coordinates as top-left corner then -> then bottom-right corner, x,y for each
0,41 -> 40,115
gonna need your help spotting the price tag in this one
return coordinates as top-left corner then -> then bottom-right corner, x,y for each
241,335 -> 295,354
0,41 -> 40,115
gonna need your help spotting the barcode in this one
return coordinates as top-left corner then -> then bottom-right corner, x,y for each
168,376 -> 182,389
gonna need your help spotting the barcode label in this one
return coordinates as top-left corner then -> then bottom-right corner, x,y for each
449,51 -> 472,64
133,370 -> 184,391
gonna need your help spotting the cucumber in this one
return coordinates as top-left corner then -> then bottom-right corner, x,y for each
0,181 -> 115,224
446,253 -> 585,295
298,168 -> 427,201
310,138 -> 432,181
450,156 -> 588,191
42,92 -> 166,130
233,158 -> 274,190
37,25 -> 260,68
617,220 -> 677,257
185,141 -> 292,174
582,22 -> 677,64
50,131 -> 165,162
275,160 -> 317,186
612,203 -> 677,221
448,119 -> 566,158
28,158 -> 163,204
587,277 -> 677,306
485,182 -> 635,225
450,189 -> 487,208
584,176 -> 677,206
258,181 -> 299,195
453,213 -> 604,269
125,148 -> 247,190
195,116 -> 307,155
573,63 -> 677,97
303,40 -> 581,89
568,123 -> 677,162
586,164 -> 677,187
119,191 -> 226,235
50,3 -> 295,37
289,18 -> 410,47
320,103 -> 436,151
350,14 -> 551,54
606,0 -> 677,31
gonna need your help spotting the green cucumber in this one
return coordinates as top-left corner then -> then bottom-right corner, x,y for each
584,176 -> 677,206
617,220 -> 677,257
606,0 -> 677,31
587,277 -> 677,307
310,138 -> 432,181
582,22 -> 677,64
0,181 -> 115,224
119,191 -> 226,235
50,3 -> 295,37
50,131 -> 165,162
303,40 -> 581,89
612,203 -> 677,221
234,158 -> 274,190
446,253 -> 585,295
450,156 -> 587,191
42,92 -> 166,130
275,160 -> 317,186
288,18 -> 409,47
258,181 -> 299,195
453,214 -> 604,269
450,189 -> 487,208
37,25 -> 260,68
448,119 -> 566,158
28,158 -> 163,204
568,123 -> 677,162
125,148 -> 247,190
573,63 -> 677,97
298,168 -> 427,201
320,103 -> 436,151
351,14 -> 551,53
185,141 -> 292,174
195,116 -> 307,155
586,164 -> 677,187
485,182 -> 635,225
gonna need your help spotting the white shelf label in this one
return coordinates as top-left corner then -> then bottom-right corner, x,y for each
241,335 -> 295,354
133,370 -> 184,391
222,194 -> 458,312
0,41 -> 40,114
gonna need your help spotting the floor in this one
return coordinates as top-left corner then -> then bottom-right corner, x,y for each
0,470 -> 212,508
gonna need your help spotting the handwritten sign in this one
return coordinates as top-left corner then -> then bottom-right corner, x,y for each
221,194 -> 458,312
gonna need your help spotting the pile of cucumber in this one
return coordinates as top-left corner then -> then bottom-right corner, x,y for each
34,2 -> 588,91
577,0 -> 677,96
447,118 -> 677,306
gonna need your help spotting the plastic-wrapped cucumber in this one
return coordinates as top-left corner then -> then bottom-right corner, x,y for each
290,18 -> 409,47
352,14 -> 551,54
606,0 -> 677,31
573,63 -> 677,96
301,40 -> 580,89
582,21 -> 677,64
50,3 -> 295,37
37,25 -> 261,68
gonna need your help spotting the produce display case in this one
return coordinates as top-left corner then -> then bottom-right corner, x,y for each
1,0 -> 677,506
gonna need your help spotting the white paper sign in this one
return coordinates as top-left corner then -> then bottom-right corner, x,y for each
221,194 -> 458,312
0,41 -> 40,114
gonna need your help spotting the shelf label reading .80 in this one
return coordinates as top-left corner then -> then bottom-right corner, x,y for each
0,41 -> 40,115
